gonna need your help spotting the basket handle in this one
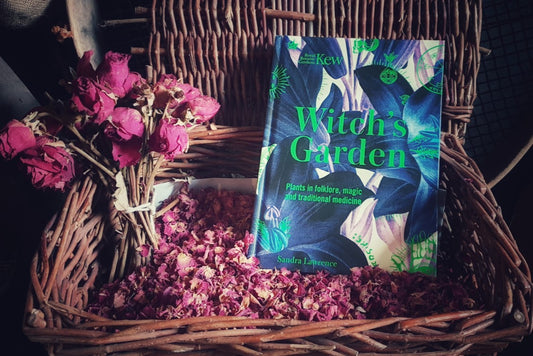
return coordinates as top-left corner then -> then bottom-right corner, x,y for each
487,133 -> 533,189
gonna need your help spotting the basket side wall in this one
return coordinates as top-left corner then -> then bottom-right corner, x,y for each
148,0 -> 480,139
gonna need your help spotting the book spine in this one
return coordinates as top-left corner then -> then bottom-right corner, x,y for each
249,36 -> 282,257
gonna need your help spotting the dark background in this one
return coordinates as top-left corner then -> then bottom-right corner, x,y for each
0,0 -> 531,355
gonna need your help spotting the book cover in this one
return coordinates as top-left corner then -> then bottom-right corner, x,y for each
250,36 -> 444,276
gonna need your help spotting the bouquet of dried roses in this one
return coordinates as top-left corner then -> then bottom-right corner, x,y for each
0,50 -> 220,279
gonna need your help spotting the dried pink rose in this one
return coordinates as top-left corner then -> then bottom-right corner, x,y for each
96,51 -> 139,98
102,107 -> 145,168
123,72 -> 143,97
104,107 -> 144,142
76,50 -> 96,79
0,120 -> 36,160
153,75 -> 201,110
177,83 -> 201,103
71,76 -> 116,124
153,74 -> 180,109
187,95 -> 220,123
110,138 -> 143,169
156,74 -> 179,89
19,137 -> 75,190
148,118 -> 188,159
128,76 -> 150,101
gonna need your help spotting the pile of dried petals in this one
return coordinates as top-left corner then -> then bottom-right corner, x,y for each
89,184 -> 476,321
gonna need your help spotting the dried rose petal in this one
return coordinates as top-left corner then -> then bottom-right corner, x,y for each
88,186 -> 477,322
138,244 -> 151,258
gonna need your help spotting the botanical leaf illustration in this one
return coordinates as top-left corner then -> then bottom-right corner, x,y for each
261,136 -> 317,209
355,65 -> 413,118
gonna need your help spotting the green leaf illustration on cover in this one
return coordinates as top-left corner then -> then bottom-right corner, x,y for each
250,36 -> 445,276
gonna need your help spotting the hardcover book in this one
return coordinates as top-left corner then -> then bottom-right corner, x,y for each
250,36 -> 445,276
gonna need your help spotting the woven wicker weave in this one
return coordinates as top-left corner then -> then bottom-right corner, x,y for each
144,0 -> 479,139
23,1 -> 533,355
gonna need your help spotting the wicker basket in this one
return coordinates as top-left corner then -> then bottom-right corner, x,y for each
23,1 -> 533,355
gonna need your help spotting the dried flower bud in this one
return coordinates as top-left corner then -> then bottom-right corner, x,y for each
0,119 -> 36,160
148,118 -> 189,160
19,137 -> 75,191
96,51 -> 136,98
187,95 -> 220,123
71,77 -> 116,125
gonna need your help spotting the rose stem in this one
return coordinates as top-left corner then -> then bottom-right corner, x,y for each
155,195 -> 181,218
118,222 -> 130,278
66,124 -> 116,170
145,154 -> 164,204
69,143 -> 116,179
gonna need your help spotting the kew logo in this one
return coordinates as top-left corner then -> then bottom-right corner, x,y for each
298,53 -> 343,66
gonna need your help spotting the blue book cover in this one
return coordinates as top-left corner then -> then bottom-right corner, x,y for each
250,36 -> 445,276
